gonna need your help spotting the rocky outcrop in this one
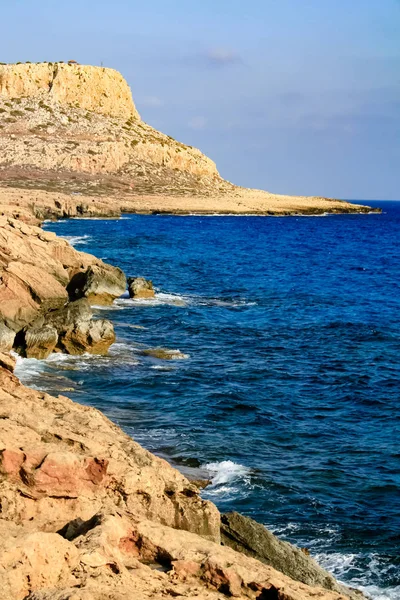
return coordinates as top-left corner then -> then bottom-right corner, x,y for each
221,512 -> 362,599
0,62 -> 140,120
0,216 -> 122,358
128,276 -> 155,299
0,367 -> 220,540
16,299 -> 116,357
0,366 -> 359,600
0,351 -> 15,372
21,324 -> 58,359
68,264 -> 127,305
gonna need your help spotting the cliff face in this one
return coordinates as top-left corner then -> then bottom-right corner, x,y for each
0,62 -> 140,120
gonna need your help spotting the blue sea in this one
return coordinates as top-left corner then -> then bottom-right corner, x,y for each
16,201 -> 399,599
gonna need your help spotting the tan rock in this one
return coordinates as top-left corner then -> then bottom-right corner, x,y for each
0,322 -> 15,351
68,264 -> 126,305
128,276 -> 155,299
0,63 -> 139,120
0,367 -> 220,540
0,352 -> 16,372
23,324 -> 58,358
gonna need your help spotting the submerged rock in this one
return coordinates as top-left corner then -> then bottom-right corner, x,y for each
143,347 -> 189,360
67,264 -> 126,305
128,276 -> 155,299
221,512 -> 362,599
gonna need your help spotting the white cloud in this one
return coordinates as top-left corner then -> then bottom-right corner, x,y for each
188,116 -> 208,130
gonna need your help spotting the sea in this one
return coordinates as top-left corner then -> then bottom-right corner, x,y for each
15,201 -> 399,599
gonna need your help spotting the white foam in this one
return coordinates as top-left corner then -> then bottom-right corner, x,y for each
314,552 -> 398,600
358,585 -> 400,600
202,460 -> 251,487
115,292 -> 188,308
62,234 -> 92,246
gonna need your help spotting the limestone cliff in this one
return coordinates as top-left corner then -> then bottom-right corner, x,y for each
0,62 -> 139,120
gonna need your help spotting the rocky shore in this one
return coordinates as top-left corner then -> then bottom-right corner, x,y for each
0,210 -> 367,600
0,62 -> 375,599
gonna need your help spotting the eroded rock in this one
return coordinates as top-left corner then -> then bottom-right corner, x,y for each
0,322 -> 15,352
128,276 -> 155,299
0,352 -> 16,372
68,264 -> 126,305
22,325 -> 58,359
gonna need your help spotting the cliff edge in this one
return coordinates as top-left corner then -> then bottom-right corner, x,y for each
0,62 -> 140,120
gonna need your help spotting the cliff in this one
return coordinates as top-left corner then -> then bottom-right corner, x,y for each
0,62 -> 377,215
0,62 -> 140,120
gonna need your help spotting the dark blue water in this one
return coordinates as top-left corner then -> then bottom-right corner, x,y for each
17,202 -> 400,599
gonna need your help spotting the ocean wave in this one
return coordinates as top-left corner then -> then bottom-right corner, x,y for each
61,234 -> 92,246
201,460 -> 253,499
314,552 -> 398,600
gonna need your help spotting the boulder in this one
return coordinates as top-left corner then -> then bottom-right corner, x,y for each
22,325 -> 58,359
43,299 -> 115,355
0,322 -> 15,352
60,317 -> 115,355
67,264 -> 126,305
221,512 -> 359,598
128,276 -> 155,299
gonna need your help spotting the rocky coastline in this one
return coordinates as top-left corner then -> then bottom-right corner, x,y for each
0,61 -> 376,599
0,208 -> 367,600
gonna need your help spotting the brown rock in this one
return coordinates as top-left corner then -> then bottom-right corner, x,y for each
67,264 -> 126,305
128,276 -> 155,299
0,352 -> 16,372
22,324 -> 58,359
48,299 -> 115,355
0,322 -> 15,351
0,367 -> 221,541
0,367 -> 362,600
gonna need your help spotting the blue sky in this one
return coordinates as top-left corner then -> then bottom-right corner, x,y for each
1,0 -> 399,200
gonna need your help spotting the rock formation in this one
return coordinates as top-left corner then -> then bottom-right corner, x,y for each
0,216 -> 122,357
0,366 -> 362,600
221,512 -> 360,598
0,60 -> 373,600
128,276 -> 155,299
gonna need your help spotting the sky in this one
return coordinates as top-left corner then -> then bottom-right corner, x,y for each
1,0 -> 399,200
